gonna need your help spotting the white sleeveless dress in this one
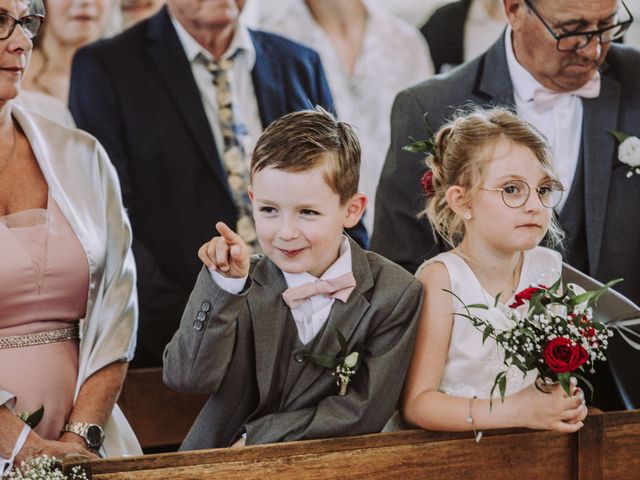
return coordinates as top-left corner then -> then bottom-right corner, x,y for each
428,246 -> 562,399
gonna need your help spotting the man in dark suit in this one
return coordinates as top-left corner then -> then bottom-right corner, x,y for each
69,0 -> 365,367
372,0 -> 639,410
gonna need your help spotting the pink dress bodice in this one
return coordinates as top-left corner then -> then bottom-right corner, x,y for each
0,194 -> 89,439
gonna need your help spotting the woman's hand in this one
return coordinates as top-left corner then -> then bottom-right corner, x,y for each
15,431 -> 99,465
514,381 -> 587,433
198,222 -> 250,278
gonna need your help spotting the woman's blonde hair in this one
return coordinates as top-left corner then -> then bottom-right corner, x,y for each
422,106 -> 564,247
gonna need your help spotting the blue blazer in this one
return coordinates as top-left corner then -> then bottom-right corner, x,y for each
69,7 -> 365,367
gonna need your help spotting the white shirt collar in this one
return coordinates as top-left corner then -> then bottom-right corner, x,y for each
504,26 -> 545,103
282,236 -> 353,290
170,15 -> 256,68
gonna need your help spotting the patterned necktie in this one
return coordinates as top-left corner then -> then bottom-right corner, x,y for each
198,53 -> 259,252
281,272 -> 357,309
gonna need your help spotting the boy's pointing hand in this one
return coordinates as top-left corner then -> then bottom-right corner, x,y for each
198,221 -> 250,278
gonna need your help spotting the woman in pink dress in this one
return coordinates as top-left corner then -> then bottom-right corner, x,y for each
0,0 -> 140,472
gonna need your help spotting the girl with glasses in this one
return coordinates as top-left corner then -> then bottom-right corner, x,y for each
399,107 -> 587,436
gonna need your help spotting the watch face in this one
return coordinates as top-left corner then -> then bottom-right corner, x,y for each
85,425 -> 105,449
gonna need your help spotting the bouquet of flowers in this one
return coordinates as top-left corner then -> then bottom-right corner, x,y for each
450,277 -> 621,402
6,455 -> 88,480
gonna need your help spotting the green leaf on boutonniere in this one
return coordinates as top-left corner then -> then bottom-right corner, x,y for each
304,354 -> 339,369
403,113 -> 436,155
19,405 -> 45,429
610,130 -> 631,143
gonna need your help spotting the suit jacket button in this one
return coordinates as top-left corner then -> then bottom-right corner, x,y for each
193,320 -> 204,331
196,311 -> 207,321
200,301 -> 211,312
294,353 -> 305,363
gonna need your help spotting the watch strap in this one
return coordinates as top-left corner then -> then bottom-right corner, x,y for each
63,421 -> 104,449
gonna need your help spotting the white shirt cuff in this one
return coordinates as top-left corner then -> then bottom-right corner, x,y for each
208,267 -> 248,294
1,423 -> 30,475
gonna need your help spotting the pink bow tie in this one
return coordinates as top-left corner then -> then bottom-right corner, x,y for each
532,72 -> 601,111
282,272 -> 356,309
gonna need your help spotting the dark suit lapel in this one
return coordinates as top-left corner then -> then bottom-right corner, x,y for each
283,240 -> 374,407
250,30 -> 286,128
475,32 -> 515,106
146,8 -> 229,191
581,64 -> 620,275
248,257 -> 289,404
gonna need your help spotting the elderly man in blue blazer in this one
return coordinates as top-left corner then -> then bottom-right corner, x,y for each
69,0 -> 366,368
372,0 -> 639,411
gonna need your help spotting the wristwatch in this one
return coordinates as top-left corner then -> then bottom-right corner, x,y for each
63,422 -> 105,450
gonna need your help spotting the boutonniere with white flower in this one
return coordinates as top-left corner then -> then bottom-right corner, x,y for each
610,131 -> 640,177
305,327 -> 362,396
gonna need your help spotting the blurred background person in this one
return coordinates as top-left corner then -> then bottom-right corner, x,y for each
21,0 -> 114,103
263,0 -> 433,233
119,0 -> 163,30
421,0 -> 507,73
0,0 -> 140,469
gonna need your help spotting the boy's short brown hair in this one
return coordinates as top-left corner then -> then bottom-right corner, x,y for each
251,106 -> 361,204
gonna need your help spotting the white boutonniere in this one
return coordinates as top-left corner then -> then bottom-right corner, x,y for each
611,131 -> 640,177
305,327 -> 362,396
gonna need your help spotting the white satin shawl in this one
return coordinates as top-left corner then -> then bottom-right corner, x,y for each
0,104 -> 141,457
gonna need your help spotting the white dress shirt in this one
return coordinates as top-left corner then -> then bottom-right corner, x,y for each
211,236 -> 353,344
171,16 -> 262,162
505,27 -> 584,212
263,0 -> 434,233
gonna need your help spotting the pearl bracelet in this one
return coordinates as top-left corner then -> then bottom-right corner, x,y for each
466,396 -> 483,443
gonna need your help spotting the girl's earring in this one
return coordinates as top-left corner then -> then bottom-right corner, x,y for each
464,212 -> 472,220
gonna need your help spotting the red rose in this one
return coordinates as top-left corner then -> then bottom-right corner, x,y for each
543,337 -> 589,373
421,170 -> 435,197
509,285 -> 548,308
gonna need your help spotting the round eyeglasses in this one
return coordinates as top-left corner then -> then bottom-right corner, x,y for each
0,14 -> 44,41
481,179 -> 564,209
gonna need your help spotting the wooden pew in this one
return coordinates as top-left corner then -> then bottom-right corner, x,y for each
66,409 -> 640,479
118,368 -> 208,450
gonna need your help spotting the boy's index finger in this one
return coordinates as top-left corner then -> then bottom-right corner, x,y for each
215,221 -> 244,245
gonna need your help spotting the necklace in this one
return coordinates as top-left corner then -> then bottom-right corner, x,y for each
456,247 -> 523,303
0,123 -> 18,174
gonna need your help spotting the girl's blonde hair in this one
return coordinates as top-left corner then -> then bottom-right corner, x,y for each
422,106 -> 564,247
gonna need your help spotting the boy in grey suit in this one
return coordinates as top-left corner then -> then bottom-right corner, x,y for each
163,108 -> 423,450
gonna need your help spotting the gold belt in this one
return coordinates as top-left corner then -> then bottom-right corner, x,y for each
0,325 -> 80,350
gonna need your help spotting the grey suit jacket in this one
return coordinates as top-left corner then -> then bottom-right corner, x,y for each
163,239 -> 423,450
371,34 -> 640,305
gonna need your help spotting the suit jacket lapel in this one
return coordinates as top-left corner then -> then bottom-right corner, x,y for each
581,63 -> 620,275
475,32 -> 515,106
248,257 -> 290,404
283,240 -> 374,407
146,8 -> 229,191
250,30 -> 286,128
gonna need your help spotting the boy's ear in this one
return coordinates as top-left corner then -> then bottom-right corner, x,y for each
343,193 -> 367,228
248,185 -> 254,203
445,185 -> 470,218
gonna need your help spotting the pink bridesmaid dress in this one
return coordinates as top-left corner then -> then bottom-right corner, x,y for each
0,193 -> 89,439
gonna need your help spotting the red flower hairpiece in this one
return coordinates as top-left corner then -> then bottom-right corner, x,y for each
421,170 -> 435,197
